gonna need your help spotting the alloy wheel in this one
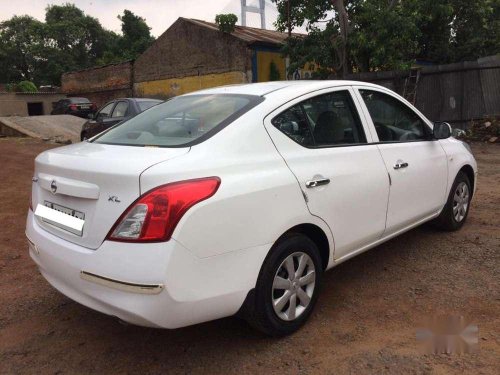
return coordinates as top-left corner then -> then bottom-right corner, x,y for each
272,252 -> 316,321
453,182 -> 469,222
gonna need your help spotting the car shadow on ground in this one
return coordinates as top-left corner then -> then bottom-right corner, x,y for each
63,223 -> 436,342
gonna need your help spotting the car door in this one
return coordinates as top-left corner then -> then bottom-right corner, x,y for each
354,86 -> 448,234
264,87 -> 390,261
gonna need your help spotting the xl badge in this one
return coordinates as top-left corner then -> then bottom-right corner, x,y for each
108,196 -> 121,203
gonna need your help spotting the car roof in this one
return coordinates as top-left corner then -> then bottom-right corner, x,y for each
69,97 -> 90,102
111,98 -> 163,102
186,80 -> 384,97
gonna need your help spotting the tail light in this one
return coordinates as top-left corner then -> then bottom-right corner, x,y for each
69,104 -> 78,110
107,177 -> 220,243
91,103 -> 97,110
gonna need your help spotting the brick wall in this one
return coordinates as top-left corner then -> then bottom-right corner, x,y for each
134,18 -> 252,84
61,61 -> 133,107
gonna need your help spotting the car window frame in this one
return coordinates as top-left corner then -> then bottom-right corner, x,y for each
92,94 -> 265,148
111,100 -> 129,118
352,86 -> 434,144
269,86 -> 372,149
96,101 -> 116,120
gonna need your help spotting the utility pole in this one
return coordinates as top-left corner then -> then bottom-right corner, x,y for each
287,0 -> 291,37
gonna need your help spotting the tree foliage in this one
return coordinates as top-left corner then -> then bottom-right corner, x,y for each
269,61 -> 281,80
118,10 -> 155,59
215,14 -> 238,33
16,80 -> 38,92
274,0 -> 500,76
0,4 -> 155,86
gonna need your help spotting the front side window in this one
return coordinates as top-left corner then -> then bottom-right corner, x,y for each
359,90 -> 430,142
112,101 -> 129,118
94,94 -> 261,147
272,90 -> 366,147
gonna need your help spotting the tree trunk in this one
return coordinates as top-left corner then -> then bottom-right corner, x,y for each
330,0 -> 349,77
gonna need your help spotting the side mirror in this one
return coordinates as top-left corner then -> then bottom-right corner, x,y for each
433,122 -> 452,140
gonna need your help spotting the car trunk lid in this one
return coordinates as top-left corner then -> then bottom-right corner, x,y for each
32,142 -> 189,249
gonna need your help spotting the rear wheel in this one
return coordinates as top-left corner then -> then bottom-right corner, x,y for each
246,233 -> 323,336
433,171 -> 472,231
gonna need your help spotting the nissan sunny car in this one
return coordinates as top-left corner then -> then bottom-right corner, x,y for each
27,81 -> 477,336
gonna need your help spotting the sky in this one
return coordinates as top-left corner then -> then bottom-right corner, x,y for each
0,0 -> 285,37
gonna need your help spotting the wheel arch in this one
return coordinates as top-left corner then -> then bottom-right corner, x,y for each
275,223 -> 331,271
459,164 -> 475,193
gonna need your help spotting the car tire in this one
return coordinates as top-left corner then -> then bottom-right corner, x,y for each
433,171 -> 472,231
246,233 -> 323,336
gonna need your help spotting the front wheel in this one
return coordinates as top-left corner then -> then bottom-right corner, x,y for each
246,233 -> 323,336
433,171 -> 472,231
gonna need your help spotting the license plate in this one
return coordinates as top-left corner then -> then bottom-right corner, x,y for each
44,201 -> 85,220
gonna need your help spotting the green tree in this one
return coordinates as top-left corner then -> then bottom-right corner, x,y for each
0,5 -> 155,86
117,10 -> 155,59
43,3 -> 113,82
17,80 -> 38,92
269,61 -> 281,80
450,0 -> 500,62
0,16 -> 46,83
275,0 -> 419,75
274,0 -> 500,76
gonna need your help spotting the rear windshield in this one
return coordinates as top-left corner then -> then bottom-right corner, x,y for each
70,97 -> 91,103
93,94 -> 262,147
137,100 -> 162,112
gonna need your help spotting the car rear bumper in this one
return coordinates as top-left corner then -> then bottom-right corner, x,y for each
26,211 -> 270,328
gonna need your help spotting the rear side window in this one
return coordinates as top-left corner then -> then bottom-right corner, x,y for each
112,101 -> 129,117
271,105 -> 314,146
272,90 -> 366,147
93,94 -> 262,147
359,90 -> 430,142
70,98 -> 91,103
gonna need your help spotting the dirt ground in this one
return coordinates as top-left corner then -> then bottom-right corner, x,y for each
0,137 -> 498,374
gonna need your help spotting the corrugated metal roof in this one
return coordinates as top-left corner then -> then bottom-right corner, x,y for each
184,18 -> 304,46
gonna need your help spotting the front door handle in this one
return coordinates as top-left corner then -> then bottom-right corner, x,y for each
393,162 -> 409,170
305,178 -> 330,188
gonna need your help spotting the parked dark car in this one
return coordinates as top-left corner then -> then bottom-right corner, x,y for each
51,97 -> 97,118
80,98 -> 163,141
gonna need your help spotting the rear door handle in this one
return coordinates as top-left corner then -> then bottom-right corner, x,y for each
305,178 -> 330,188
393,162 -> 409,170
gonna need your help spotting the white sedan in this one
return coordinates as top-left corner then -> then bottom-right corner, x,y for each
26,81 -> 477,336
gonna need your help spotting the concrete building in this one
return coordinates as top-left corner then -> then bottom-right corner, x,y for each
0,92 -> 66,117
133,18 -> 308,98
61,18 -> 313,103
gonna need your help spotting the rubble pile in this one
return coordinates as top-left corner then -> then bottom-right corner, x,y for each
458,118 -> 500,143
